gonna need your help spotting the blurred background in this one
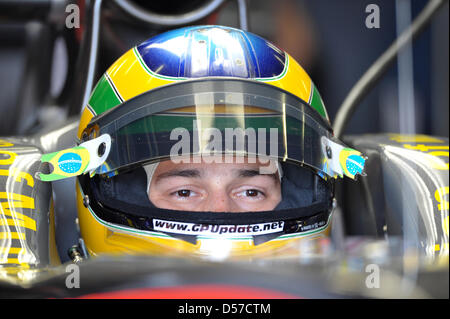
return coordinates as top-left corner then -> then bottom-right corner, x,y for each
0,0 -> 448,137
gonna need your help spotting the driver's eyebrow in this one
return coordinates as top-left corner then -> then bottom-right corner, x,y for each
155,169 -> 201,182
235,169 -> 278,181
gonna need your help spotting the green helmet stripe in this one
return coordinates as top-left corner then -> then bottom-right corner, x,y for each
88,74 -> 122,115
310,83 -> 328,121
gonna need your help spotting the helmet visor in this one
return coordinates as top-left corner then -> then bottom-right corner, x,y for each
84,79 -> 338,177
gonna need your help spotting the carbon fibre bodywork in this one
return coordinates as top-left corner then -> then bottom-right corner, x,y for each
341,133 -> 449,257
0,137 -> 53,269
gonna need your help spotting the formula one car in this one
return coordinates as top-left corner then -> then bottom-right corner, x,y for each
0,0 -> 448,300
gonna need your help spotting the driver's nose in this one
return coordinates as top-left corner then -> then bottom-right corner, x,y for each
203,191 -> 237,212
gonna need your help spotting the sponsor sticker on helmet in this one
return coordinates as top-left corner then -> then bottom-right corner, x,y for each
153,219 -> 284,237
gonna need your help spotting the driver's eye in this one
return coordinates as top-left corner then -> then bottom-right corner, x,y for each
246,189 -> 259,197
177,190 -> 191,197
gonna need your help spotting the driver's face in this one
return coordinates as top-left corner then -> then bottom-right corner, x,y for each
148,157 -> 281,212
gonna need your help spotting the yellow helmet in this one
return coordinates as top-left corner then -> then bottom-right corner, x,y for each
72,26 -> 365,260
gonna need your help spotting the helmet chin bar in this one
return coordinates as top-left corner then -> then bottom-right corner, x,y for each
94,198 -> 330,246
79,171 -> 332,246
148,209 -> 332,246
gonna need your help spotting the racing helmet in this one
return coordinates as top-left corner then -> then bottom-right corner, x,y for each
59,25 -> 365,259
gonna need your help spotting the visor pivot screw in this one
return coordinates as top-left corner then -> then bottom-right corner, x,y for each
81,131 -> 88,141
326,146 -> 332,159
83,195 -> 90,208
68,246 -> 84,263
98,142 -> 106,157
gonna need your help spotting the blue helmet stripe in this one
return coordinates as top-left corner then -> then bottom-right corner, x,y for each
136,26 -> 286,79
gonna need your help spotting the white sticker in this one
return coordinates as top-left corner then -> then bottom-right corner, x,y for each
321,136 -> 345,177
153,219 -> 284,237
80,134 -> 111,173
